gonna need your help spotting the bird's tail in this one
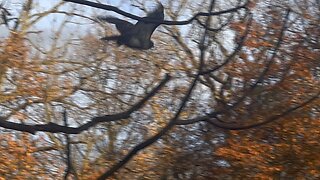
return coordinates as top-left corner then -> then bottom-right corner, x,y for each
101,35 -> 119,41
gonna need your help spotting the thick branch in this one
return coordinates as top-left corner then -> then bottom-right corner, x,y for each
0,74 -> 170,134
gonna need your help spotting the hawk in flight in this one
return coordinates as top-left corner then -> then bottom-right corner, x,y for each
99,3 -> 164,50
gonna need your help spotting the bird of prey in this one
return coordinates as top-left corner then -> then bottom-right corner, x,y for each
99,3 -> 164,50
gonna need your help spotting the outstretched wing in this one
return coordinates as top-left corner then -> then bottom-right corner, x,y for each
133,3 -> 164,40
98,16 -> 134,34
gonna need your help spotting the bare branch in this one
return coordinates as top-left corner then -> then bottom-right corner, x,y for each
200,13 -> 253,75
0,74 -> 171,134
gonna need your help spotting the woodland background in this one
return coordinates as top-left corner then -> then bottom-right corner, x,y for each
0,0 -> 319,179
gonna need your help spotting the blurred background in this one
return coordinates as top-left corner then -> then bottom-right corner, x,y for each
0,0 -> 319,179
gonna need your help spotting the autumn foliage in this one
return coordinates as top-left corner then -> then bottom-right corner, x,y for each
0,133 -> 49,179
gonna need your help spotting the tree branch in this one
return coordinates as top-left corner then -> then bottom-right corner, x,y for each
63,110 -> 78,180
207,91 -> 320,130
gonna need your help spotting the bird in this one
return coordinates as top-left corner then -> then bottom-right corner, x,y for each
98,3 -> 164,50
